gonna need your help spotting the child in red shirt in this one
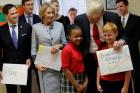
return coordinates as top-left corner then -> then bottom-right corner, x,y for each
61,24 -> 88,93
96,22 -> 131,93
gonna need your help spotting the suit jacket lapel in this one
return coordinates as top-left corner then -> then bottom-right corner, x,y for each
17,22 -> 24,49
125,14 -> 132,30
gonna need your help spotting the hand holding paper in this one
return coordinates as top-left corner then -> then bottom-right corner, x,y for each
0,71 -> 2,80
35,45 -> 62,71
35,64 -> 47,72
26,58 -> 32,68
51,44 -> 63,54
1,64 -> 28,85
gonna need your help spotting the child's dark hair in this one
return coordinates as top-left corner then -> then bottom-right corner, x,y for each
67,24 -> 82,36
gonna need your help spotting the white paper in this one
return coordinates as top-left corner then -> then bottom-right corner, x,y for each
96,45 -> 133,75
1,63 -> 28,85
35,45 -> 62,71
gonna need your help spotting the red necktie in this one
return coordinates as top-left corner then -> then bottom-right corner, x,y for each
93,24 -> 101,49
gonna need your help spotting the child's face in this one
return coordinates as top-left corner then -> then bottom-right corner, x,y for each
103,31 -> 117,44
68,29 -> 83,46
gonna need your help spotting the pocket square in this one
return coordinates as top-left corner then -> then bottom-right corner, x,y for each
21,33 -> 28,36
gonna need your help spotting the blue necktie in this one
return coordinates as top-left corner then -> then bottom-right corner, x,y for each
11,25 -> 18,48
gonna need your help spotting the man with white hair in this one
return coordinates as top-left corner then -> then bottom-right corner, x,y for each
75,1 -> 127,93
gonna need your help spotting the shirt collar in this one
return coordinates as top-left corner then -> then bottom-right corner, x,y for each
24,12 -> 33,18
121,13 -> 129,19
8,22 -> 18,27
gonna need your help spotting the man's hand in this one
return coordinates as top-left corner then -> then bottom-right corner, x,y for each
113,39 -> 125,50
0,71 -> 2,80
26,59 -> 32,68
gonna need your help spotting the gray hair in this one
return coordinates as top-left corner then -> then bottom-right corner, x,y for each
87,1 -> 104,16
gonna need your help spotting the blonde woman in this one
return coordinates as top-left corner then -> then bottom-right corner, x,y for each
31,3 -> 67,93
49,0 -> 70,33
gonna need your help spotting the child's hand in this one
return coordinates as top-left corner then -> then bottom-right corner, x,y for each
75,84 -> 84,92
97,83 -> 103,92
121,86 -> 128,93
83,77 -> 88,89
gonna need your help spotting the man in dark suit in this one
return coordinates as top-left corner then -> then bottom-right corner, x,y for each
0,4 -> 32,93
116,0 -> 140,93
19,0 -> 41,25
19,0 -> 41,91
75,1 -> 127,93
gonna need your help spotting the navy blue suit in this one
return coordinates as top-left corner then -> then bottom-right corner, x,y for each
19,13 -> 41,25
0,22 -> 32,93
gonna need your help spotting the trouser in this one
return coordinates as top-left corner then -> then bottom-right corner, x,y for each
84,53 -> 98,93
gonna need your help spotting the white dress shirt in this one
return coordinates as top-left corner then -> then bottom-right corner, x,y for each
8,23 -> 18,39
121,13 -> 130,27
89,17 -> 104,53
24,13 -> 33,25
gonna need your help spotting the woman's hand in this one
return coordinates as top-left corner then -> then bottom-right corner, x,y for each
51,47 -> 59,54
51,44 -> 63,54
35,64 -> 47,72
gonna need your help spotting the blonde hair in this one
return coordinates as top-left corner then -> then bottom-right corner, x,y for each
39,2 -> 54,20
87,1 -> 104,16
49,0 -> 59,5
103,22 -> 118,34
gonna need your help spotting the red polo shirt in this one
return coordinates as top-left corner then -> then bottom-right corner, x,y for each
100,44 -> 125,81
61,42 -> 85,74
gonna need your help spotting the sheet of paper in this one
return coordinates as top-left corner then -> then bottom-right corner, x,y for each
1,63 -> 28,85
35,45 -> 62,71
96,45 -> 133,75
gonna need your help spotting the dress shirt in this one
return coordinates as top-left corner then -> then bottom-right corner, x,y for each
89,17 -> 104,53
24,13 -> 33,25
8,22 -> 18,39
121,13 -> 129,27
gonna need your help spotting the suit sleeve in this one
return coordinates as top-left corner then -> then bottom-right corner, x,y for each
26,24 -> 32,59
31,25 -> 39,61
60,23 -> 67,45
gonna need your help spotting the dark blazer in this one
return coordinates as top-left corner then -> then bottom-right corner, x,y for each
124,14 -> 140,66
0,22 -> 32,70
75,11 -> 126,58
19,13 -> 41,25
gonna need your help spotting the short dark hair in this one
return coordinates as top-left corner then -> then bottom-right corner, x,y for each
22,0 -> 32,5
116,0 -> 129,6
2,4 -> 16,15
68,7 -> 77,13
67,24 -> 81,36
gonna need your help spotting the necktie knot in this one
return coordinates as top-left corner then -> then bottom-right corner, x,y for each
27,15 -> 32,24
11,25 -> 16,29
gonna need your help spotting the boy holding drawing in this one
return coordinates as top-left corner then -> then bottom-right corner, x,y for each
96,22 -> 131,93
